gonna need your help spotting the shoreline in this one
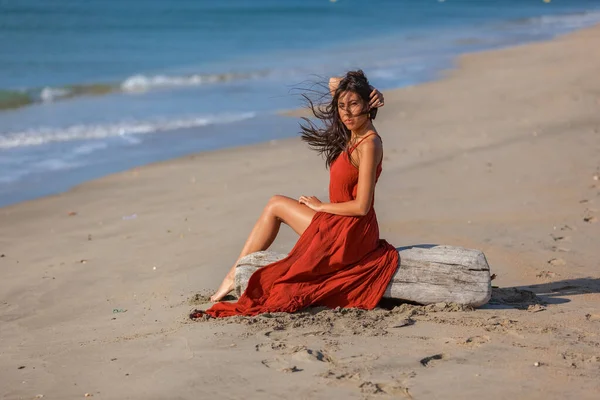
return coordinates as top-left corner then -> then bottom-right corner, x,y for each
2,23 -> 599,213
2,22 -> 600,400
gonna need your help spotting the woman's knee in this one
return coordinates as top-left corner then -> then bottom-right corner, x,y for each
265,195 -> 287,218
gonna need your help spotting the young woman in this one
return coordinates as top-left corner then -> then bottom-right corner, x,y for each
200,70 -> 398,318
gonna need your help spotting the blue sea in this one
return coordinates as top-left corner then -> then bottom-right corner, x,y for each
1,0 -> 600,207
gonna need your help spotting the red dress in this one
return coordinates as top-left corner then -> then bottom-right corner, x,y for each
204,134 -> 399,318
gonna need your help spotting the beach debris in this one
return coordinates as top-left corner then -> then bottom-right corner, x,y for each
464,336 -> 490,346
534,362 -> 541,367
153,266 -> 156,270
122,213 -> 137,220
390,318 -> 414,328
112,308 -> 127,314
35,395 -> 44,399
550,234 -> 570,242
79,259 -> 88,264
593,174 -> 599,181
536,270 -> 556,279
527,304 -> 546,313
280,366 -> 302,373
547,258 -> 566,266
420,354 -> 444,367
360,381 -> 385,395
18,365 -> 25,369
68,211 -> 77,216
87,234 -> 92,241
585,313 -> 600,322
84,394 -> 93,397
291,347 -> 332,363
235,247 -> 492,307
1,254 -> 4,257
583,216 -> 597,223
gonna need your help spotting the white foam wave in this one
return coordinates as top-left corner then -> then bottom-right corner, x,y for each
530,10 -> 600,29
33,158 -> 80,172
40,87 -> 71,102
73,142 -> 109,155
0,112 -> 256,149
504,10 -> 600,32
121,71 -> 268,92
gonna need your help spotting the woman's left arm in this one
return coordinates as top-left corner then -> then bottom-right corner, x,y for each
299,137 -> 382,217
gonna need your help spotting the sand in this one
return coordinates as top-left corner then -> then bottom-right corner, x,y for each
2,25 -> 600,399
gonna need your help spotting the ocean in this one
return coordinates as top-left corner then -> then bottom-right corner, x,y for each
1,0 -> 600,207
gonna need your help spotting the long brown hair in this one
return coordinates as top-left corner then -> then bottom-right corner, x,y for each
299,70 -> 376,168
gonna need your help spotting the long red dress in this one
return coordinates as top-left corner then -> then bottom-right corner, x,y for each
204,134 -> 399,318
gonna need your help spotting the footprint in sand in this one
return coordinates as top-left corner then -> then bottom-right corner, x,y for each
261,346 -> 332,373
322,370 -> 413,398
536,270 -> 559,279
290,346 -> 332,363
261,359 -> 303,373
359,381 -> 412,397
585,313 -> 600,322
550,234 -> 571,242
255,341 -> 287,352
462,335 -> 491,347
548,258 -> 566,266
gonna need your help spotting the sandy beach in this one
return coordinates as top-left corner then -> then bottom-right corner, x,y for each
2,24 -> 600,400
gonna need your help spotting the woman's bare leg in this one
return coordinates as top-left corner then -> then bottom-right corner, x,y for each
210,195 -> 317,302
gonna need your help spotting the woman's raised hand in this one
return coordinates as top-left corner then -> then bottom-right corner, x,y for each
369,87 -> 384,109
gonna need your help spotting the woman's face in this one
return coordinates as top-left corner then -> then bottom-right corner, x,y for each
337,90 -> 369,131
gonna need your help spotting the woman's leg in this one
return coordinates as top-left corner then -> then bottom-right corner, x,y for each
210,195 -> 317,302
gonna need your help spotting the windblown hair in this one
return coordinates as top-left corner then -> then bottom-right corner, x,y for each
299,70 -> 376,168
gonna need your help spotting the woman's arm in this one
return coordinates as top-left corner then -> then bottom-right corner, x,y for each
299,135 -> 383,217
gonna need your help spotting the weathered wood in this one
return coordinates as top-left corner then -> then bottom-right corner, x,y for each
234,245 -> 492,307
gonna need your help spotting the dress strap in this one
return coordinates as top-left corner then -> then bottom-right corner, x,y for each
349,132 -> 378,153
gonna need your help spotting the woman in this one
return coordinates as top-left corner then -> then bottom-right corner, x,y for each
201,70 -> 398,318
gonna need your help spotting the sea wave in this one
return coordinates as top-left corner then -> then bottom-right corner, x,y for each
502,10 -> 600,30
121,70 -> 270,92
2,9 -> 600,113
0,112 -> 256,149
0,69 -> 274,110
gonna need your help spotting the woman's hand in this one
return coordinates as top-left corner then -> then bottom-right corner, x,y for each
298,195 -> 323,212
369,87 -> 384,109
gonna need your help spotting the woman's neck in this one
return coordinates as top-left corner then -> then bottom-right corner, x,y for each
351,120 -> 375,138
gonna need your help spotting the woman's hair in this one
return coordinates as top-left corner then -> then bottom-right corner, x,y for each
299,69 -> 376,168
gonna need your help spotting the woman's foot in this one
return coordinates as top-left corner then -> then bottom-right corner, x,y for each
210,276 -> 234,302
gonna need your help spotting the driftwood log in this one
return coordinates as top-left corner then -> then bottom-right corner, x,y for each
234,245 -> 492,307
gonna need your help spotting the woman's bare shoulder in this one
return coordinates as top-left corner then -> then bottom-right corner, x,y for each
358,131 -> 383,150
